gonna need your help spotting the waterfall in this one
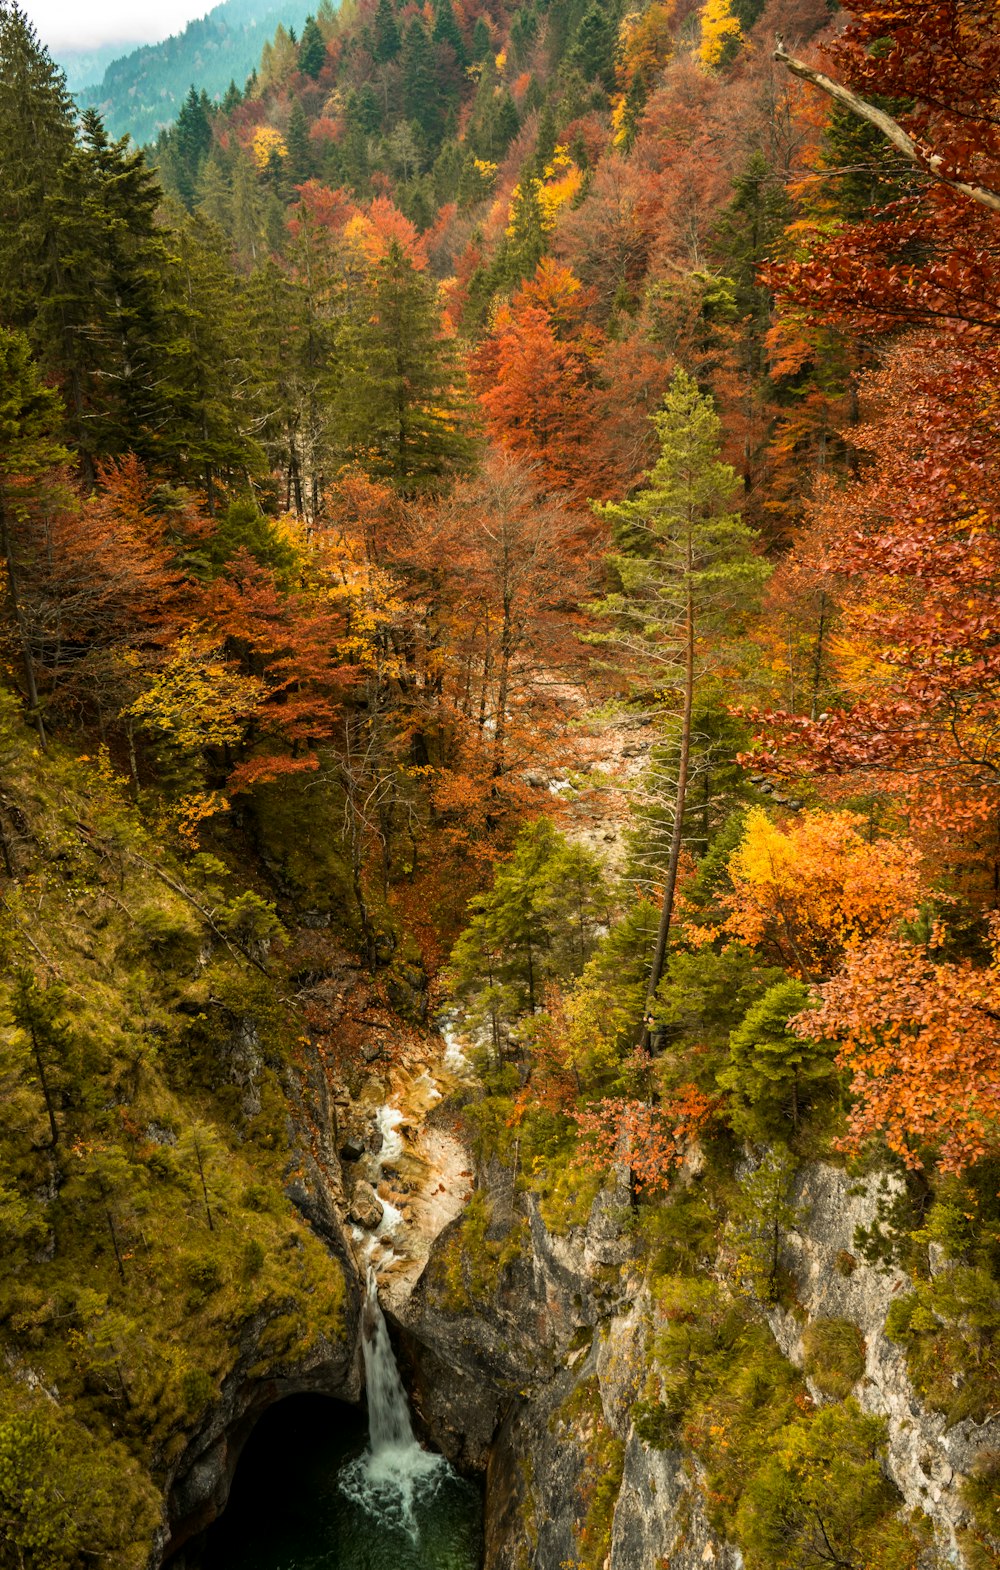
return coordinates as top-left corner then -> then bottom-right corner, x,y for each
362,1265 -> 417,1451
338,1268 -> 446,1539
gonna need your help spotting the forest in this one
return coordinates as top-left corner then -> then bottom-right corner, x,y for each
1,0 -> 1000,1564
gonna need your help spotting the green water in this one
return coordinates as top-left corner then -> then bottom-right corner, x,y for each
200,1396 -> 483,1570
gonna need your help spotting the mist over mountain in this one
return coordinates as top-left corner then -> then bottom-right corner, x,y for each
72,0 -> 312,144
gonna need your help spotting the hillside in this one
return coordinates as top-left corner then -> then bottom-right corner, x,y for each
75,0 -> 317,143
1,0 -> 1000,1565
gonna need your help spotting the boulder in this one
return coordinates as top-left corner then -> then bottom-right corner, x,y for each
348,1180 -> 385,1230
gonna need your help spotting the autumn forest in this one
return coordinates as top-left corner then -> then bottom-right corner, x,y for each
1,0 -> 1000,1564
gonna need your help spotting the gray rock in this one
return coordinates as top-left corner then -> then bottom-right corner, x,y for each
348,1181 -> 384,1230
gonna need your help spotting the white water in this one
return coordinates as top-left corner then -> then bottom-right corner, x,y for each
338,1269 -> 448,1538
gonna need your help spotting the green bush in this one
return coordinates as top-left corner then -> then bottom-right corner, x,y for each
734,1399 -> 918,1570
802,1317 -> 866,1400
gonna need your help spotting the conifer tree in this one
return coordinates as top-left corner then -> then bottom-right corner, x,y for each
333,242 -> 472,491
172,86 -> 214,208
285,100 -> 315,187
432,0 -> 466,67
0,328 -> 66,744
372,0 -> 401,63
594,370 -> 768,1044
402,17 -> 445,152
297,15 -> 327,78
568,4 -> 618,91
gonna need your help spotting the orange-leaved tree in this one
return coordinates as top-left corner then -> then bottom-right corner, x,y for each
793,924 -> 1000,1175
571,1084 -> 718,1193
722,808 -> 924,981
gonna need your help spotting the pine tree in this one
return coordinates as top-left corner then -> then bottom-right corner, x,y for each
172,86 -> 214,208
568,4 -> 618,91
372,0 -> 401,63
401,17 -> 445,152
432,0 -> 466,67
285,100 -> 315,187
593,370 -> 769,1044
0,5 -> 91,464
297,15 -> 327,77
74,111 -> 175,464
0,328 -> 67,744
333,242 -> 472,491
159,214 -> 266,505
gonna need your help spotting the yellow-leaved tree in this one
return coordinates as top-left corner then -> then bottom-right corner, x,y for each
722,808 -> 924,980
698,0 -> 742,68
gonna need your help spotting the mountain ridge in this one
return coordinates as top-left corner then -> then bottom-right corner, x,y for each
73,0 -> 314,144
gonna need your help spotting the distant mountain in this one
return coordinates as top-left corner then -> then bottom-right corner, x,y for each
72,0 -> 313,146
58,42 -> 132,94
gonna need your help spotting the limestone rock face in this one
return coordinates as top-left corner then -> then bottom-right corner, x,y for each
770,1162 -> 1000,1567
395,1158 -> 1000,1570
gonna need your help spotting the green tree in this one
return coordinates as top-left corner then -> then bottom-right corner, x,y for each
285,99 -> 315,187
727,1147 -> 798,1303
11,970 -> 73,1151
568,3 -> 618,90
720,979 -> 839,1137
653,943 -> 785,1064
372,0 -> 401,62
333,241 -> 472,491
297,14 -> 327,77
402,17 -> 445,152
172,85 -> 214,209
0,328 -> 67,743
448,819 -> 611,1056
159,213 -> 266,505
432,0 -> 466,67
735,1401 -> 914,1570
593,370 -> 769,1044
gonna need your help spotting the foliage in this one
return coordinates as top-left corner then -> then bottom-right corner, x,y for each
796,925 -> 1000,1175
447,818 -> 611,1056
719,978 -> 839,1140
801,1317 -> 866,1400
733,1400 -> 916,1570
723,809 -> 924,981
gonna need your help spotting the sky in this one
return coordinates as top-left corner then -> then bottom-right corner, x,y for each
25,0 -> 208,53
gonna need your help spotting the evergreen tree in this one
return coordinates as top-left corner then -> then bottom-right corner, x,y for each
568,3 -> 618,90
297,15 -> 327,78
0,327 -> 66,744
720,979 -> 838,1138
594,371 -> 769,1044
471,15 -> 492,61
74,111 -> 175,465
372,0 -> 401,63
0,4 -> 91,463
449,819 -> 610,1052
333,242 -> 473,491
286,100 -> 315,187
401,17 -> 445,152
160,214 -> 266,506
432,0 -> 466,67
172,86 -> 214,209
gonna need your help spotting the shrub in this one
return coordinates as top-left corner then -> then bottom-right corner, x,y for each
802,1317 -> 866,1400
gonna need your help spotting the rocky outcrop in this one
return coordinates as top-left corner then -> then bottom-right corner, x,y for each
771,1162 -> 1000,1567
394,1154 -> 1000,1570
157,1310 -> 362,1567
396,1163 -> 742,1569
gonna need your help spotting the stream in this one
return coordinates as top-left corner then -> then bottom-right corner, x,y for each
200,1273 -> 482,1570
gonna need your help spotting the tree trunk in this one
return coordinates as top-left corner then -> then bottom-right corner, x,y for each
641,583 -> 694,1050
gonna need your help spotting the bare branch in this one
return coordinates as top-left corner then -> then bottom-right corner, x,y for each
773,36 -> 1000,215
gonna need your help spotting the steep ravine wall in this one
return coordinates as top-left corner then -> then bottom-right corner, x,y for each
396,1157 -> 1000,1570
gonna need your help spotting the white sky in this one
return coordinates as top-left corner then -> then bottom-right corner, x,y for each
26,0 -> 208,53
